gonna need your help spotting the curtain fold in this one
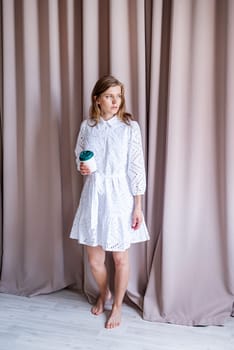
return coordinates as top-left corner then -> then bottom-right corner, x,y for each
0,0 -> 233,325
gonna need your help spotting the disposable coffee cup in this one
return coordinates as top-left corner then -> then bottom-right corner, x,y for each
79,150 -> 97,173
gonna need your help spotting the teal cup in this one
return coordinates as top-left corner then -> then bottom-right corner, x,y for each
79,150 -> 97,172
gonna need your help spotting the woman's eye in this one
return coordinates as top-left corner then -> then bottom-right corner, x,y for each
104,94 -> 121,99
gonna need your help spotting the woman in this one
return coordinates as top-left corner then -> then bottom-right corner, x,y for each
70,75 -> 149,328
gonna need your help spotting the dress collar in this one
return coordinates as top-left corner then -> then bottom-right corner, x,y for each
99,115 -> 120,127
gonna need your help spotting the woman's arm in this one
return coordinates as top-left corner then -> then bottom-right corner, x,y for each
132,195 -> 143,230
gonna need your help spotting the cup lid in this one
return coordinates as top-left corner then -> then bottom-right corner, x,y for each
79,150 -> 94,161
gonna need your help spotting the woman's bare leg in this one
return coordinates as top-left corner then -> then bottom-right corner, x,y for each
105,250 -> 129,329
86,246 -> 111,315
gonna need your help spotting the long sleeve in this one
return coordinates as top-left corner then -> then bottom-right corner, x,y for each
74,120 -> 87,171
128,121 -> 146,195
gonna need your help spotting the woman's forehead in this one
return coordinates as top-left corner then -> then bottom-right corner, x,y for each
103,85 -> 121,94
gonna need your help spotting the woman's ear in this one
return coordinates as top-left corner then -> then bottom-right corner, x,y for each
94,96 -> 99,105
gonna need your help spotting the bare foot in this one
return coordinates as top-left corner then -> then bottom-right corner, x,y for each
105,306 -> 121,329
91,290 -> 112,316
91,296 -> 104,315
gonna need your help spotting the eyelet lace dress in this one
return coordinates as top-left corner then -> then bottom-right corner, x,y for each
69,116 -> 150,251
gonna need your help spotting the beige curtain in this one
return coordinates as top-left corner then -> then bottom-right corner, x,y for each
0,0 -> 3,272
0,0 -> 233,325
144,0 -> 234,325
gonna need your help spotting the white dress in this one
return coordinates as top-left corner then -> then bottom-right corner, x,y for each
69,116 -> 150,251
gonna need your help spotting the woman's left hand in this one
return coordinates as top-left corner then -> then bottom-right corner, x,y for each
132,208 -> 143,230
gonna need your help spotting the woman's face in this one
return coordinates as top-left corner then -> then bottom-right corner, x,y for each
96,85 -> 122,120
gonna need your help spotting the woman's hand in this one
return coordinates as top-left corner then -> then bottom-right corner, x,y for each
80,162 -> 91,175
132,207 -> 143,230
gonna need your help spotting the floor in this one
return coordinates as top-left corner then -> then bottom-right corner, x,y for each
0,289 -> 233,350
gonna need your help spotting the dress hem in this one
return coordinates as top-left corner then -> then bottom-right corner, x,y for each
70,237 -> 149,252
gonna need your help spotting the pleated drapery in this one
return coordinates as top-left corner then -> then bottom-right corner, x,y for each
0,0 -> 233,326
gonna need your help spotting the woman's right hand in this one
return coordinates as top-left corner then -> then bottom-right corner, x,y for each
79,162 -> 91,175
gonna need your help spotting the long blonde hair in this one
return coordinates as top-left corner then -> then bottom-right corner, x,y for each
89,75 -> 134,125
